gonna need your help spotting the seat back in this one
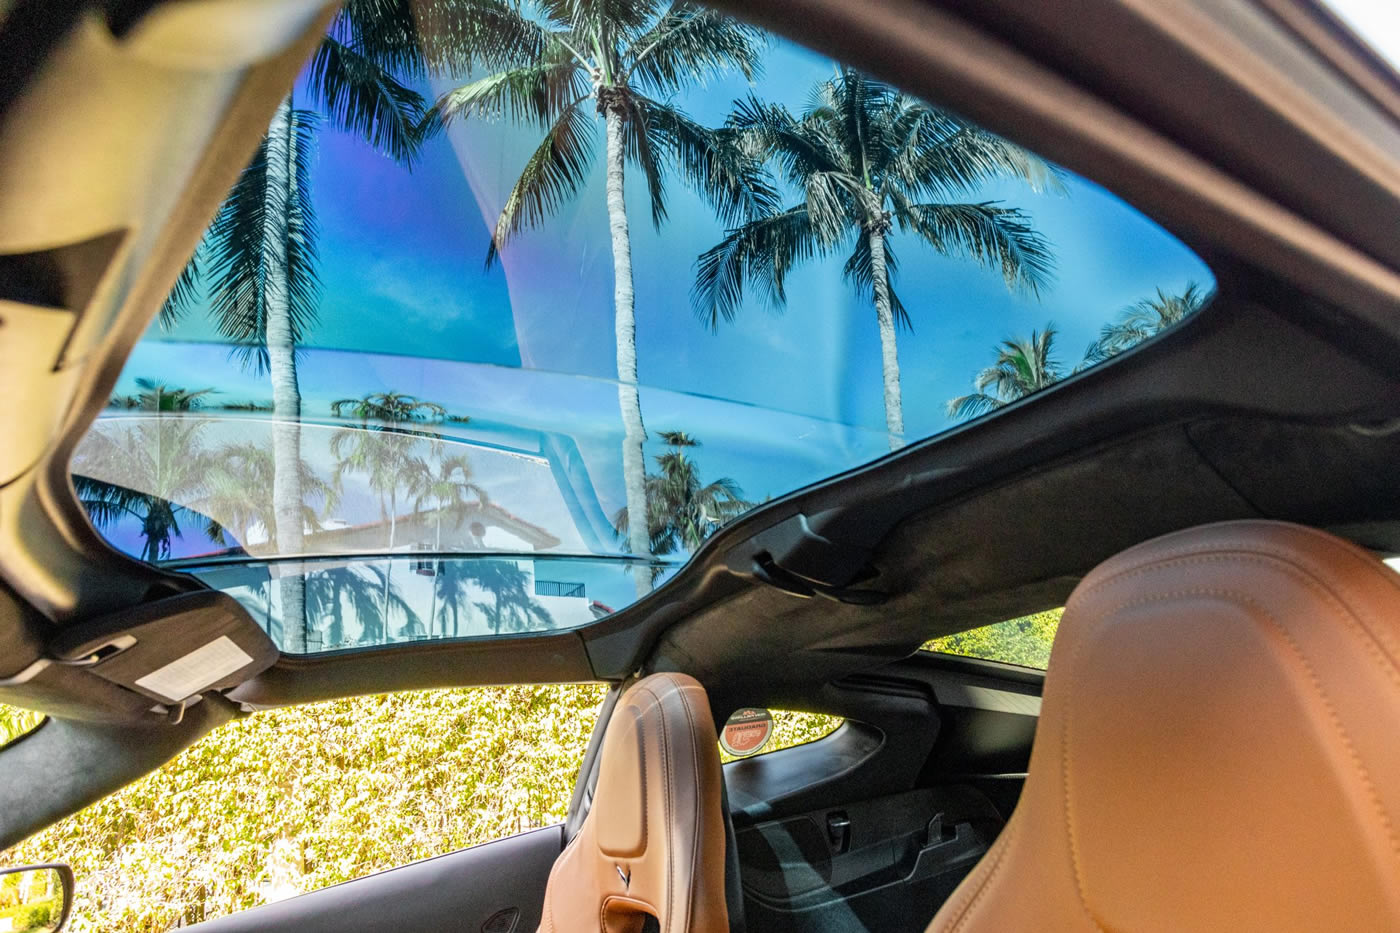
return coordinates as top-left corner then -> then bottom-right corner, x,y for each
929,520 -> 1400,933
540,672 -> 730,933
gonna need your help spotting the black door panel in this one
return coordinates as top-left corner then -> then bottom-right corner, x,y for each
737,787 -> 1003,933
186,825 -> 562,933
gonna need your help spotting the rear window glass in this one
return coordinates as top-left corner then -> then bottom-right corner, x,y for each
719,709 -> 844,762
923,609 -> 1062,669
73,6 -> 1213,651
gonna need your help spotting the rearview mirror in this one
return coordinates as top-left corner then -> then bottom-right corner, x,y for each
0,865 -> 73,933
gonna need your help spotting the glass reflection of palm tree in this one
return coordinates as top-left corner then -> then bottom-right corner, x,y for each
432,1 -> 771,598
330,392 -> 460,629
73,382 -> 216,561
471,560 -> 553,636
694,69 -> 1059,449
945,324 -> 1063,419
305,564 -> 405,650
614,431 -> 750,563
330,392 -> 457,548
408,453 -> 486,635
202,442 -> 335,553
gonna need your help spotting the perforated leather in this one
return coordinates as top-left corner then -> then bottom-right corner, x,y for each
928,520 -> 1400,932
539,672 -> 729,933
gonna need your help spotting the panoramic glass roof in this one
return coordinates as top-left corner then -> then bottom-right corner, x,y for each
72,3 -> 1213,652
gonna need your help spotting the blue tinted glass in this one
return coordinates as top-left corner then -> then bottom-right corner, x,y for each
72,12 -> 1213,650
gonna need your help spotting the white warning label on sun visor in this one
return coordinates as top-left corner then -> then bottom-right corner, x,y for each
134,636 -> 253,702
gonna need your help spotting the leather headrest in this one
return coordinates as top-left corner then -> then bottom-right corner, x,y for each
930,520 -> 1400,932
540,672 -> 730,933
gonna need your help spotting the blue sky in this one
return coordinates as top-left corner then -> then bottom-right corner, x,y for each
107,30 -> 1212,558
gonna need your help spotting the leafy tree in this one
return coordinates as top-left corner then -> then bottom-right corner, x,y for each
946,323 -> 1063,419
1083,282 -> 1210,364
694,69 -> 1058,447
613,430 -> 749,561
925,609 -> 1062,669
0,706 -> 43,746
431,0 -> 772,595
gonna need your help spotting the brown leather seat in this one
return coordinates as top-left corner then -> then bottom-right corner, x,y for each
928,520 -> 1400,932
539,672 -> 730,933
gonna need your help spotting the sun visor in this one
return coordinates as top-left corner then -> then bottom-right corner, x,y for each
46,591 -> 276,707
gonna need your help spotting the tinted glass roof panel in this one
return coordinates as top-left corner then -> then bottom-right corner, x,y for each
72,9 -> 1214,651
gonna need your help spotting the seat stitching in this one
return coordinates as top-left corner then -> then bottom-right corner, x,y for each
1076,551 -> 1400,691
1060,606 -> 1110,933
936,818 -> 1018,933
642,681 -> 676,933
675,685 -> 706,933
1088,586 -> 1399,859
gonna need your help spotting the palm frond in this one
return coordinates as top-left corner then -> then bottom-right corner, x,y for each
157,247 -> 202,331
432,49 -> 588,129
1083,282 -> 1211,363
487,98 -> 598,265
335,0 -> 548,78
306,37 -> 429,165
631,93 -> 780,227
537,0 -> 654,38
843,232 -> 911,331
947,323 -> 1062,419
893,113 -> 1065,201
618,89 -> 669,228
691,206 -> 819,330
625,4 -> 764,92
895,200 -> 1055,296
206,106 -> 321,374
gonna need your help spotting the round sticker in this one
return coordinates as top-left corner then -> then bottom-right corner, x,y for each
719,708 -> 774,757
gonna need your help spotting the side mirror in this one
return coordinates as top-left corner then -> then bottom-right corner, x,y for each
0,865 -> 73,933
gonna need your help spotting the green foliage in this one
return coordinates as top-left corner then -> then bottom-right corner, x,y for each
0,706 -> 43,747
717,709 -> 844,764
1,685 -> 606,932
924,608 -> 1063,669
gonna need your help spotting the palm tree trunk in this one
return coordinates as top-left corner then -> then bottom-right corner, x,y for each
604,102 -> 652,596
429,511 -> 441,637
265,96 -> 307,653
868,226 -> 905,449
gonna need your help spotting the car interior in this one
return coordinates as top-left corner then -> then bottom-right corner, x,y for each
2,0 -> 1399,931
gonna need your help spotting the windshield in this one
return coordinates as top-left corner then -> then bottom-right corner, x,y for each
72,5 -> 1213,651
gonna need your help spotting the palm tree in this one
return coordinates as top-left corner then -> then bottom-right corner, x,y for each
407,452 -> 485,634
329,392 -> 458,547
201,442 -> 335,553
109,378 -> 218,412
331,392 -> 451,432
1082,282 -> 1210,364
613,430 -> 749,563
694,69 -> 1060,447
330,391 -> 462,625
72,414 -> 214,562
305,564 -> 397,650
946,323 -> 1063,419
431,1 -> 772,596
469,560 -> 554,635
159,5 -> 461,652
